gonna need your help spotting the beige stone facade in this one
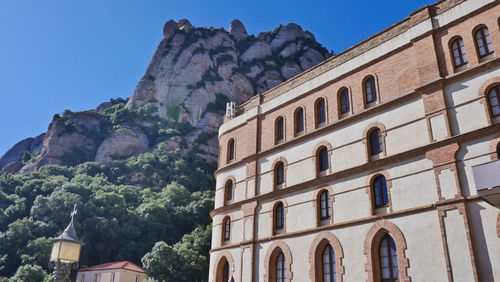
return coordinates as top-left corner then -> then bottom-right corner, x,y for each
209,0 -> 500,281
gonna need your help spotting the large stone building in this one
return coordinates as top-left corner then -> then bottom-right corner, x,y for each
208,0 -> 500,281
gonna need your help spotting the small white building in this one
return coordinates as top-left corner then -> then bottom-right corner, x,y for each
77,261 -> 148,282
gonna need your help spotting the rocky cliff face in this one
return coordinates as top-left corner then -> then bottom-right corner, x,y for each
128,19 -> 330,127
0,19 -> 330,173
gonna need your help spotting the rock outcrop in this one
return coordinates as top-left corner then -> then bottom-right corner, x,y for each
0,133 -> 44,171
127,19 -> 330,128
95,127 -> 149,164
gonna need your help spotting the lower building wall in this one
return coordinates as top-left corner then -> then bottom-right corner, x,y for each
209,201 -> 499,282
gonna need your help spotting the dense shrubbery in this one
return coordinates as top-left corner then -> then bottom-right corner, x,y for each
0,142 -> 215,281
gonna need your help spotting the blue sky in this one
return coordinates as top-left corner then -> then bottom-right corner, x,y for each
0,0 -> 433,155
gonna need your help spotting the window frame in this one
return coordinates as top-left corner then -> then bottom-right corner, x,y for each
294,107 -> 305,136
372,175 -> 389,209
368,128 -> 383,156
275,116 -> 285,144
317,146 -> 330,174
338,87 -> 350,116
274,202 -> 285,234
378,234 -> 399,282
227,138 -> 235,163
364,76 -> 378,105
315,98 -> 327,127
319,190 -> 331,220
321,244 -> 336,282
223,216 -> 231,243
450,37 -> 468,68
474,26 -> 494,58
224,179 -> 234,204
276,252 -> 286,282
275,161 -> 285,189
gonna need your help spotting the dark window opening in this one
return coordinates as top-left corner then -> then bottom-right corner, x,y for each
373,175 -> 388,208
369,129 -> 383,156
365,76 -> 377,104
316,98 -> 326,125
320,190 -> 331,220
276,162 -> 285,186
295,108 -> 304,134
339,88 -> 350,115
318,147 -> 329,172
275,203 -> 284,231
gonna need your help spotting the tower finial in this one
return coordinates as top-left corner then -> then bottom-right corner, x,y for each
70,204 -> 77,222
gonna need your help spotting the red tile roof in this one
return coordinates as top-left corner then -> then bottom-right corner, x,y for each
78,261 -> 147,273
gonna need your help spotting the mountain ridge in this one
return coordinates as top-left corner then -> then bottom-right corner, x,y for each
0,19 -> 331,174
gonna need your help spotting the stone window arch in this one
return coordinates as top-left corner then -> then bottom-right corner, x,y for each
363,75 -> 380,107
271,157 -> 288,190
363,220 -> 410,282
213,251 -> 234,282
294,106 -> 306,136
313,186 -> 334,226
309,231 -> 345,282
366,171 -> 393,215
363,122 -> 387,161
223,176 -> 236,206
264,240 -> 293,282
337,86 -> 352,117
269,199 -> 288,235
478,77 -> 500,124
313,141 -> 333,177
489,137 -> 500,161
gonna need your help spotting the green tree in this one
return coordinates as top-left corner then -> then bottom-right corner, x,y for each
7,264 -> 48,282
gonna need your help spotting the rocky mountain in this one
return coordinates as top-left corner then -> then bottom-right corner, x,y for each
0,19 -> 331,174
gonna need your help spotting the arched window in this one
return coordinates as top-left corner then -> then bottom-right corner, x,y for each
488,85 -> 500,117
319,190 -> 331,220
275,116 -> 285,143
450,37 -> 468,67
378,234 -> 399,282
317,146 -> 329,173
369,128 -> 383,156
475,27 -> 494,57
322,244 -> 336,282
364,76 -> 377,104
295,108 -> 304,135
223,217 -> 231,242
316,98 -> 327,126
275,162 -> 285,188
225,180 -> 233,203
222,261 -> 229,282
339,88 -> 350,115
373,175 -> 388,208
275,203 -> 285,231
227,138 -> 235,163
276,252 -> 286,282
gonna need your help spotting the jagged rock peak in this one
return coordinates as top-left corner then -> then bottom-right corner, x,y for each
163,19 -> 178,38
177,19 -> 192,30
229,19 -> 248,41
